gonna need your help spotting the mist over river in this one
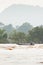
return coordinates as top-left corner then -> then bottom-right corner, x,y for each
0,44 -> 43,65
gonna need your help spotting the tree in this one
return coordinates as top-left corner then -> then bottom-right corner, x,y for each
27,26 -> 43,43
16,32 -> 26,44
0,29 -> 8,43
0,29 -> 5,39
3,33 -> 7,39
10,30 -> 26,44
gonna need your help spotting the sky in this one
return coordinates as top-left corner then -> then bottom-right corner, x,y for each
0,0 -> 43,27
0,0 -> 43,13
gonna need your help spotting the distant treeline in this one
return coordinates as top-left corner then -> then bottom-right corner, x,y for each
0,25 -> 43,44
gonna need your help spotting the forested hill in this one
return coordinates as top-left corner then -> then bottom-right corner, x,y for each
0,22 -> 33,33
16,22 -> 33,33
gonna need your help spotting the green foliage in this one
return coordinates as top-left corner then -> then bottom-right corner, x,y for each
27,26 -> 43,43
9,26 -> 43,44
3,33 -> 7,39
0,25 -> 43,44
0,29 -> 5,39
10,30 -> 26,44
0,29 -> 8,43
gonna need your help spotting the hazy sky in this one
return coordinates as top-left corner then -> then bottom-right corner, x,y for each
0,0 -> 43,12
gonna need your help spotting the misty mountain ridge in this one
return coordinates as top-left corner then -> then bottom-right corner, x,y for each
0,4 -> 43,26
0,22 -> 4,29
3,24 -> 14,32
0,4 -> 43,33
17,22 -> 33,33
0,22 -> 33,33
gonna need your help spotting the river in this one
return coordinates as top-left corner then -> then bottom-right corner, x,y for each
0,44 -> 43,65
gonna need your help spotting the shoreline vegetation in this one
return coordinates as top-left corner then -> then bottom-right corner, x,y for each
0,23 -> 43,44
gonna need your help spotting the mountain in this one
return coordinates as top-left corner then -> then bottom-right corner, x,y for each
3,24 -> 14,32
17,22 -> 33,33
0,22 -> 33,33
0,22 -> 14,33
0,22 -> 4,29
0,4 -> 43,26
